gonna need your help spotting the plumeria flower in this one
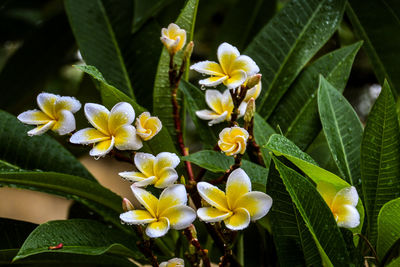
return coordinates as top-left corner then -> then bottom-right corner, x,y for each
190,42 -> 259,89
197,168 -> 272,230
160,258 -> 184,267
218,126 -> 249,156
239,80 -> 262,116
70,102 -> 142,157
317,181 -> 360,228
160,23 -> 186,55
120,184 -> 196,238
17,92 -> 81,136
119,152 -> 180,188
195,89 -> 234,126
135,112 -> 162,141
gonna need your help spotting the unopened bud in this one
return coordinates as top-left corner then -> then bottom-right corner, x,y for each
184,41 -> 194,59
188,224 -> 197,239
244,98 -> 256,123
246,74 -> 262,89
180,175 -> 186,185
122,198 -> 134,212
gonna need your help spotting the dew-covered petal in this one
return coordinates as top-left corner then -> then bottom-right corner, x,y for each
108,102 -> 135,132
231,55 -> 260,76
54,96 -> 81,113
120,210 -> 156,225
119,171 -> 154,184
52,110 -> 76,135
84,103 -> 110,134
235,191 -> 272,220
27,121 -> 55,136
131,185 -> 158,217
114,125 -> 143,151
133,176 -> 158,187
37,92 -> 58,118
145,217 -> 170,238
197,182 -> 229,212
197,207 -> 232,223
332,186 -> 359,207
205,90 -> 224,114
158,184 -> 187,214
224,208 -> 250,231
226,168 -> 251,209
155,152 -> 180,172
134,152 -> 155,177
217,42 -> 240,74
195,110 -> 228,126
17,110 -> 51,125
223,69 -> 247,89
160,205 -> 196,230
199,76 -> 228,87
335,204 -> 360,228
190,61 -> 224,76
89,137 -> 115,157
136,112 -> 162,141
70,128 -> 110,144
154,168 -> 178,189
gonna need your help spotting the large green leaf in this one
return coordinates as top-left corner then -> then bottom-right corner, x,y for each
153,0 -> 199,142
64,0 -> 134,97
377,198 -> 400,260
0,172 -> 124,231
272,156 -> 350,267
347,0 -> 400,96
267,162 -> 322,266
0,110 -> 94,181
253,113 -> 275,167
245,0 -> 346,119
179,80 -> 217,148
182,150 -> 269,187
318,76 -> 363,190
361,81 -> 400,245
14,219 -> 142,261
268,42 -> 362,150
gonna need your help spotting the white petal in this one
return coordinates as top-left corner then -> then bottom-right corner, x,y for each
154,168 -> 179,188
108,102 -> 135,132
235,191 -> 273,220
119,171 -> 148,182
89,137 -> 115,157
120,210 -> 156,225
134,176 -> 157,187
27,121 -> 55,136
197,207 -> 232,223
195,110 -> 221,120
55,96 -> 82,113
145,218 -> 170,238
17,110 -> 51,125
232,55 -> 260,76
217,42 -> 240,74
134,152 -> 155,177
37,92 -> 58,118
131,185 -> 158,217
333,186 -> 359,207
155,152 -> 180,171
226,168 -> 252,209
114,125 -> 143,151
205,90 -> 224,113
199,76 -> 228,87
84,103 -> 110,134
161,205 -> 196,230
336,205 -> 360,228
190,61 -> 224,76
197,182 -> 229,212
52,110 -> 76,135
224,69 -> 247,89
224,208 -> 250,230
157,184 -> 188,214
70,128 -> 109,144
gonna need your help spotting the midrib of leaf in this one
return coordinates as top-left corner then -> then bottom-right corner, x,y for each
324,89 -> 354,185
258,0 -> 325,114
96,0 -> 134,98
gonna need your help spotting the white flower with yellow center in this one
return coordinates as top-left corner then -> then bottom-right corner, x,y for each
160,23 -> 187,55
317,181 -> 360,228
239,80 -> 262,116
135,112 -> 162,141
197,168 -> 272,230
218,126 -> 249,156
190,42 -> 259,89
195,89 -> 234,126
160,258 -> 184,267
120,184 -> 196,238
119,152 -> 180,188
17,92 -> 81,136
70,102 -> 142,157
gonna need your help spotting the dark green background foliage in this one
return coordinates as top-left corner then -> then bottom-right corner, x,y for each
0,0 -> 400,266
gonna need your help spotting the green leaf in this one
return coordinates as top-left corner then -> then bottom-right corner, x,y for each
377,198 -> 400,260
14,219 -> 142,261
0,110 -> 94,181
267,162 -> 322,266
75,65 -> 178,156
245,0 -> 346,119
317,76 -> 363,190
361,81 -> 400,245
182,150 -> 269,187
179,80 -> 217,148
347,0 -> 400,96
268,42 -> 362,150
387,257 -> 400,267
153,0 -> 199,142
0,172 -> 124,231
64,0 -> 134,97
266,134 -> 365,236
272,156 -> 350,267
253,113 -> 276,166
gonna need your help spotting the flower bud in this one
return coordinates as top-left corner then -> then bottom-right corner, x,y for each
160,23 -> 186,55
246,74 -> 262,89
244,98 -> 256,123
184,41 -> 194,60
122,198 -> 134,212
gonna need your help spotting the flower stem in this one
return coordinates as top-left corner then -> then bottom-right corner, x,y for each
183,225 -> 211,267
133,225 -> 159,267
